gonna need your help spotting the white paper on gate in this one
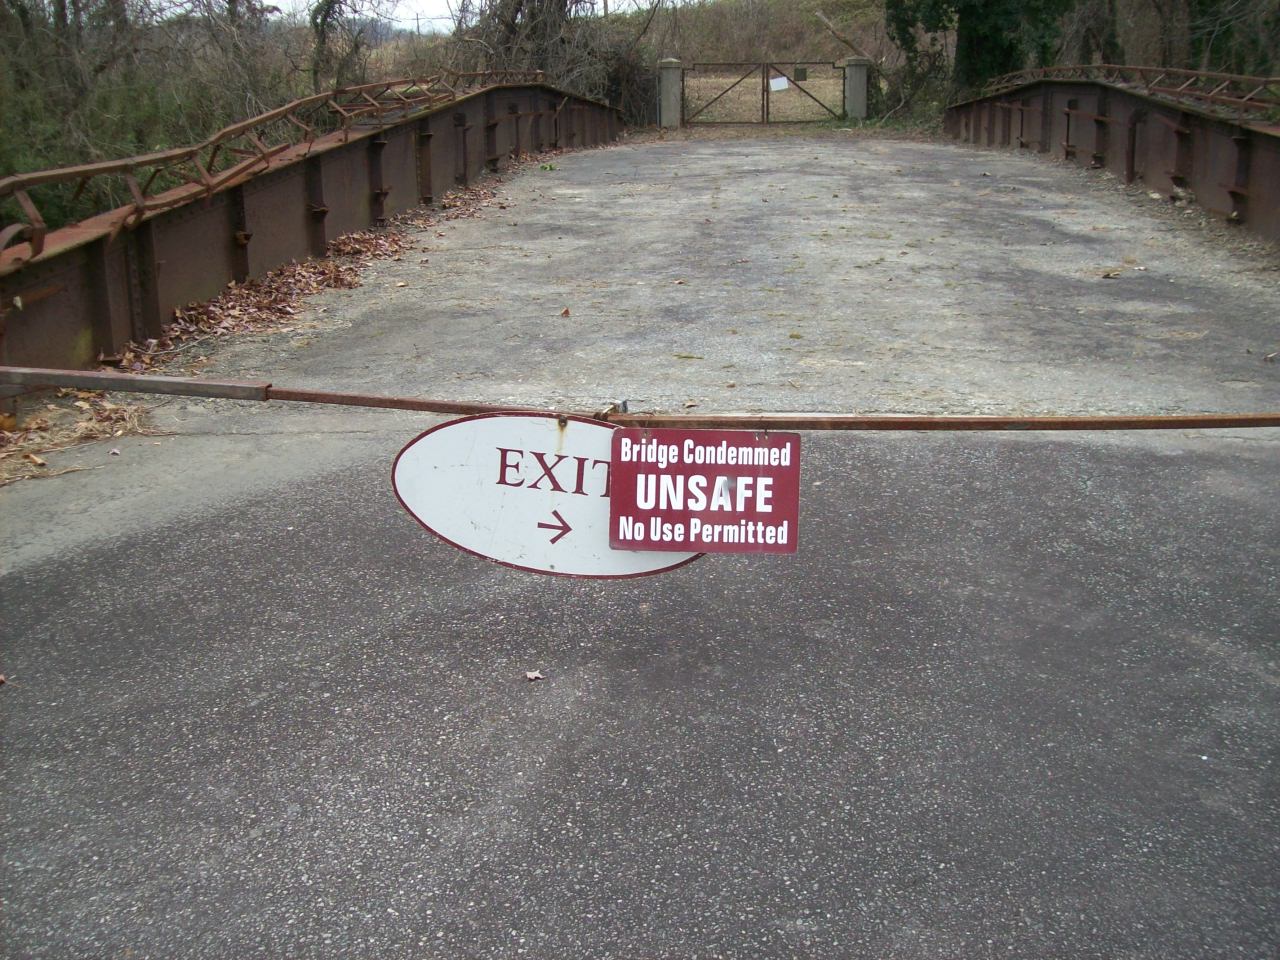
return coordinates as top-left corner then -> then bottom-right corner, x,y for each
769,76 -> 790,92
393,413 -> 701,579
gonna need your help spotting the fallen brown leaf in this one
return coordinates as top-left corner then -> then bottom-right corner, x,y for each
560,308 -> 571,317
1,388 -> 150,486
109,232 -> 403,372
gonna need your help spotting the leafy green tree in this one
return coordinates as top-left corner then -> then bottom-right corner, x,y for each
1189,0 -> 1278,75
886,0 -> 1070,90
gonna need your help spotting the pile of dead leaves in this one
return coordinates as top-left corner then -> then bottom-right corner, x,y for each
326,229 -> 415,264
0,390 -> 152,486
393,149 -> 564,231
394,184 -> 502,230
107,158 -> 564,372
111,230 -> 415,372
438,185 -> 501,221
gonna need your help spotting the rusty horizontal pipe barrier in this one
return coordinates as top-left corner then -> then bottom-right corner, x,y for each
0,366 -> 270,401
265,387 -> 547,417
606,412 -> 1280,431
5,367 -> 1280,432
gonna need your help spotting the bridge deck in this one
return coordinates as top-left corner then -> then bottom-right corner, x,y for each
194,135 -> 1280,419
3,133 -> 1278,959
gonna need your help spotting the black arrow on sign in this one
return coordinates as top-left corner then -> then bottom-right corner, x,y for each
537,510 -> 572,545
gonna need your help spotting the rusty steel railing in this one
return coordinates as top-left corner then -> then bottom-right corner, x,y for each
0,77 -> 619,375
946,64 -> 1280,243
0,70 -> 546,265
977,65 -> 1280,119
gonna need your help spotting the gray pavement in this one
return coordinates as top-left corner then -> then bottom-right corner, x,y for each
2,133 -> 1279,958
202,136 -> 1280,415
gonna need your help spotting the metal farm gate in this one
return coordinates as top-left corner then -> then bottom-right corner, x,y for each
682,62 -> 844,124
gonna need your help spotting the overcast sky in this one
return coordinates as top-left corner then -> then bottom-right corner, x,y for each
382,0 -> 644,32
387,0 -> 459,31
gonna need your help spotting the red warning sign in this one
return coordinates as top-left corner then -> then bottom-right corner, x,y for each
609,428 -> 800,554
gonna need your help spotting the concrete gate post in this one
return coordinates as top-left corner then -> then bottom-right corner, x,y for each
658,58 -> 682,128
840,57 -> 872,120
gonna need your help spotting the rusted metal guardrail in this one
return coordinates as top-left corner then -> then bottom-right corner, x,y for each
945,65 -> 1280,243
0,73 -> 619,373
978,65 -> 1280,118
5,366 -> 1279,432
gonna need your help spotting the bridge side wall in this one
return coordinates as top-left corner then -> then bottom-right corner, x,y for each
945,81 -> 1280,244
0,85 -> 619,372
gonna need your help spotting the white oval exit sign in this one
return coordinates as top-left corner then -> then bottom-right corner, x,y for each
393,413 -> 701,578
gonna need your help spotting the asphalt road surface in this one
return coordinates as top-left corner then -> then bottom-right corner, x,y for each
3,134 -> 1278,959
